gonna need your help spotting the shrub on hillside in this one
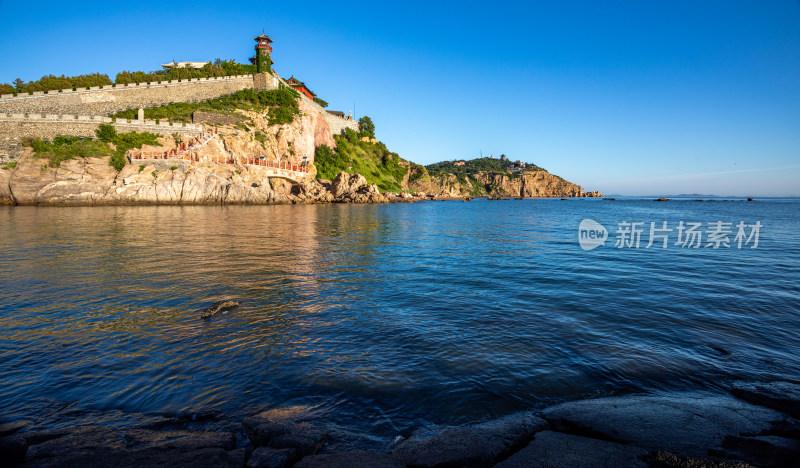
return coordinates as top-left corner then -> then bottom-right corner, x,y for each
29,135 -> 112,168
96,124 -> 117,143
27,128 -> 160,171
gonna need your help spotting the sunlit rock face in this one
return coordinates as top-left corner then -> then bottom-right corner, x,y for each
409,170 -> 602,198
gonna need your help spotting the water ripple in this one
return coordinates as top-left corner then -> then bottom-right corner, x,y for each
0,199 -> 798,433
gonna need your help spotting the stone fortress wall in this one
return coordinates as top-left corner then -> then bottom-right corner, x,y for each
0,72 -> 360,162
325,113 -> 360,135
0,75 -> 254,116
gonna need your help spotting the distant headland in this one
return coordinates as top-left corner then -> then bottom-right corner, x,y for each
0,32 -> 601,206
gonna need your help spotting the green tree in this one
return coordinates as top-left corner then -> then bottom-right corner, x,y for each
358,116 -> 375,138
13,78 -> 24,92
96,124 -> 117,142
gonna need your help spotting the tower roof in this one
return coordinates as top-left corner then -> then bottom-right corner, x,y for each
254,33 -> 273,43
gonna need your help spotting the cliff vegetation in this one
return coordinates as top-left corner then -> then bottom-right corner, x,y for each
314,128 -> 407,192
426,157 -> 546,177
29,125 -> 160,171
111,88 -> 300,126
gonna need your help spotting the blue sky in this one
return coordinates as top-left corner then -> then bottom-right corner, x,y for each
1,1 -> 798,196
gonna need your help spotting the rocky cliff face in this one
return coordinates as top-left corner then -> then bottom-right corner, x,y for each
1,152 -> 291,206
0,93 -> 354,206
0,153 -> 387,206
408,170 -> 602,198
210,98 -> 335,176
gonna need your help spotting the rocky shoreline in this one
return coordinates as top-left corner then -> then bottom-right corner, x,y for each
2,381 -> 798,467
0,150 -> 602,206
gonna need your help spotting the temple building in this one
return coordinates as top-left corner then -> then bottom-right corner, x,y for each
286,77 -> 316,100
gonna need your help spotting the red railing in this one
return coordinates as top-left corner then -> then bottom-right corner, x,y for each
128,127 -> 309,174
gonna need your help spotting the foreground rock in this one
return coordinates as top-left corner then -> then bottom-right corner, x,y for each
495,430 -> 648,468
246,446 -> 296,468
645,451 -> 752,468
729,381 -> 800,418
294,450 -> 403,468
8,426 -> 242,468
715,434 -> 800,467
4,385 -> 800,467
242,407 -> 326,458
391,411 -> 547,468
542,392 -> 786,457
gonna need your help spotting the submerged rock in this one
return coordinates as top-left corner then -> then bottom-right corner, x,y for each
201,300 -> 240,319
542,392 -> 785,457
494,430 -> 648,468
391,411 -> 547,468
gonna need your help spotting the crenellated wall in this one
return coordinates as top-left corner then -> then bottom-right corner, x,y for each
0,72 -> 352,163
325,113 -> 360,135
0,75 -> 254,117
0,113 -> 202,162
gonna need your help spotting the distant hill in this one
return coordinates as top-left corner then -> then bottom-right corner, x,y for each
408,157 -> 601,198
425,157 -> 546,177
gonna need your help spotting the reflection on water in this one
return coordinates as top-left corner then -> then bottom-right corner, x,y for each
1,200 -> 799,434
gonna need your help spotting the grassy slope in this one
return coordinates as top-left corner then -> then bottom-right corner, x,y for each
314,129 -> 408,192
